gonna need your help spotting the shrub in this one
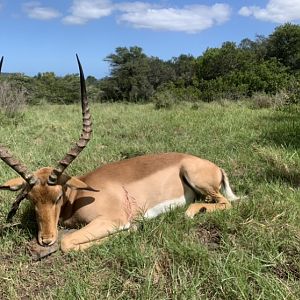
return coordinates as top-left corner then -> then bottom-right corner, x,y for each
151,89 -> 178,109
0,80 -> 27,117
285,74 -> 300,104
172,86 -> 201,103
199,77 -> 248,102
250,91 -> 289,109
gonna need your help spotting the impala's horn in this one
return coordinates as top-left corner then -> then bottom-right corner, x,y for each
48,55 -> 92,185
0,56 -> 3,72
0,56 -> 36,186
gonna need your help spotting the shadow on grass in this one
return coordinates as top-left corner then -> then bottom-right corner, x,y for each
257,107 -> 300,187
254,147 -> 300,188
20,204 -> 38,235
0,203 -> 37,238
264,168 -> 300,188
262,107 -> 300,149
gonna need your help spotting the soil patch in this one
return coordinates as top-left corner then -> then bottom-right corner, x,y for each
195,223 -> 222,250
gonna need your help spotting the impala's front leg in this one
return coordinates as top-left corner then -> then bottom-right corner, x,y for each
60,217 -> 125,252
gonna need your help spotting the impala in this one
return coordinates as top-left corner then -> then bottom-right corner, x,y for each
0,56 -> 239,253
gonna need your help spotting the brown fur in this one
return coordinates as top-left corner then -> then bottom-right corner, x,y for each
1,152 -> 237,252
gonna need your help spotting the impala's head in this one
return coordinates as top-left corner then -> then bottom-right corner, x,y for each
1,167 -> 96,246
0,55 -> 96,246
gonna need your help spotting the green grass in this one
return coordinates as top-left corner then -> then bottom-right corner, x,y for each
0,102 -> 299,299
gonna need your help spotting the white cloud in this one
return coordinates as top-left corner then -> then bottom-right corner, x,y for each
118,3 -> 231,33
24,2 -> 61,20
63,0 -> 113,24
239,0 -> 300,23
116,1 -> 154,13
63,1 -> 231,33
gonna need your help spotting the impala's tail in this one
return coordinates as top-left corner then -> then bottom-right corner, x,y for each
220,169 -> 239,201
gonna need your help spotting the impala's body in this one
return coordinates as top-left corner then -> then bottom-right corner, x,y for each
0,56 -> 239,254
72,152 -> 229,224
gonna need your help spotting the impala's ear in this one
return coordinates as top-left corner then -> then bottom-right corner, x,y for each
65,177 -> 99,192
0,178 -> 26,191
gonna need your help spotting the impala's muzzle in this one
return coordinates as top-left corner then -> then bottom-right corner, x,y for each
35,202 -> 60,247
38,233 -> 57,246
37,221 -> 58,246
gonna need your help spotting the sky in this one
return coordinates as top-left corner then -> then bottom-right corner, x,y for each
0,0 -> 300,78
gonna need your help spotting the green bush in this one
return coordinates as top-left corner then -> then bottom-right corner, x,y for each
172,86 -> 201,103
198,77 -> 248,102
152,89 -> 178,109
0,80 -> 27,117
285,74 -> 300,104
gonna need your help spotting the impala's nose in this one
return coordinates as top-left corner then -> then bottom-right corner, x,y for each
42,238 -> 54,246
40,235 -> 56,246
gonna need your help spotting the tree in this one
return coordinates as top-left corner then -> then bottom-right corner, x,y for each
33,72 -> 80,104
86,75 -> 98,85
103,46 -> 154,101
266,23 -> 300,71
197,42 -> 255,80
148,57 -> 175,89
239,38 -> 256,50
171,54 -> 197,87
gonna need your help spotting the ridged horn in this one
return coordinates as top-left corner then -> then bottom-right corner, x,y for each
6,190 -> 28,222
48,55 -> 92,185
0,56 -> 3,73
0,56 -> 36,185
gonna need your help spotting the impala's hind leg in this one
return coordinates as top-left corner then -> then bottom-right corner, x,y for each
181,162 -> 232,218
185,191 -> 231,218
60,217 -> 128,252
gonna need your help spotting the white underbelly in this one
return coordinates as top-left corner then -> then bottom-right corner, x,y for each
144,190 -> 194,219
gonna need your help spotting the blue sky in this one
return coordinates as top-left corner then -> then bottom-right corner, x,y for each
0,0 -> 299,78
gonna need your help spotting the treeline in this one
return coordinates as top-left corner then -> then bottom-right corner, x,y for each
100,23 -> 300,105
0,72 -> 92,105
1,23 -> 300,105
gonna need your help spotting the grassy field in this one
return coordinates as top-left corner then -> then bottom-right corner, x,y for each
0,101 -> 299,299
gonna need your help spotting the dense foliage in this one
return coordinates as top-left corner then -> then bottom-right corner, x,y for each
0,23 -> 299,105
100,23 -> 300,104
